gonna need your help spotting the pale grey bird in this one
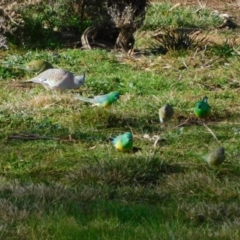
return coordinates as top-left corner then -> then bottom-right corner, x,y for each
159,104 -> 174,123
23,69 -> 85,90
204,147 -> 225,167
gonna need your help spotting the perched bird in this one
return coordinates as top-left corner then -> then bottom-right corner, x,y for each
204,147 -> 225,167
23,69 -> 85,90
112,132 -> 133,152
74,91 -> 120,107
159,104 -> 174,123
2,60 -> 53,74
194,96 -> 211,118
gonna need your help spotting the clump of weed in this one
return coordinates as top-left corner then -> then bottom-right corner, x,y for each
149,28 -> 209,54
209,39 -> 238,58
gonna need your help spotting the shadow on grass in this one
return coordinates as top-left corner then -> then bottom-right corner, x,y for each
66,155 -> 184,187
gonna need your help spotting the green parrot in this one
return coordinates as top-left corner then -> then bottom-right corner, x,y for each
2,59 -> 53,74
204,147 -> 225,167
159,104 -> 174,123
112,132 -> 133,152
74,91 -> 120,107
194,96 -> 211,118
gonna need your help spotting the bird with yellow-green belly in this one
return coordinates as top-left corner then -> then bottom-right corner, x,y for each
112,132 -> 133,152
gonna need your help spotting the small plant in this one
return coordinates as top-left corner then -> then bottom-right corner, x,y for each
209,39 -> 237,58
149,28 -> 209,54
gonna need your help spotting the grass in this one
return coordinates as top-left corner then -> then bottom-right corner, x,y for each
142,2 -> 222,30
1,1 -> 240,239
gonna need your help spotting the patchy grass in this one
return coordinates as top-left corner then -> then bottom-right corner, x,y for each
0,1 -> 240,239
142,2 -> 222,31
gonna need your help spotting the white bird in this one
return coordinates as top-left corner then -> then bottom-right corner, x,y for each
23,69 -> 85,90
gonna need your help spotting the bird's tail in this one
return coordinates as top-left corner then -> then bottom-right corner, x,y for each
106,136 -> 115,143
74,95 -> 95,103
2,62 -> 29,71
21,77 -> 39,83
109,136 -> 114,141
21,80 -> 34,83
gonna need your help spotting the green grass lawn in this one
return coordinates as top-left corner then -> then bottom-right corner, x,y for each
0,2 -> 240,239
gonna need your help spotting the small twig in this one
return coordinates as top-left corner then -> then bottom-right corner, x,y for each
197,0 -> 207,9
182,60 -> 189,70
233,48 -> 240,56
202,44 -> 207,56
43,101 -> 61,109
193,47 -> 199,58
178,74 -> 182,81
169,3 -> 181,11
169,118 -> 191,130
7,133 -> 60,141
202,122 -> 221,144
153,136 -> 160,147
201,57 -> 219,68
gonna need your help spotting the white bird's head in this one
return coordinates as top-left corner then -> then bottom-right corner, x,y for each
74,72 -> 85,87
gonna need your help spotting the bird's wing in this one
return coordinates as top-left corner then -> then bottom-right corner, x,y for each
93,95 -> 108,104
2,62 -> 29,70
112,135 -> 121,145
54,72 -> 72,87
113,136 -> 124,151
